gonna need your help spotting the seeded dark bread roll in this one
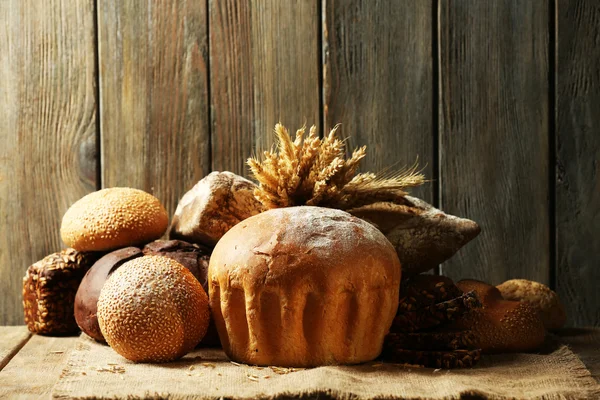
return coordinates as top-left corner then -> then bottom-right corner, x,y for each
209,206 -> 401,367
23,249 -> 98,335
75,247 -> 143,341
142,240 -> 220,346
399,275 -> 464,312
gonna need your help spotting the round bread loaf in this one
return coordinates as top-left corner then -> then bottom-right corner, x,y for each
98,256 -> 210,362
208,206 -> 401,367
61,188 -> 168,251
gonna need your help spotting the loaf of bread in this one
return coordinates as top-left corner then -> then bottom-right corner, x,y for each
209,206 -> 401,367
23,249 -> 97,335
349,196 -> 480,276
169,171 -> 265,247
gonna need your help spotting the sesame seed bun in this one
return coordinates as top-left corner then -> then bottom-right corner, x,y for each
97,256 -> 209,362
61,188 -> 169,251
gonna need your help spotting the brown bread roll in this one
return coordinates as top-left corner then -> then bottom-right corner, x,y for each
142,240 -> 211,289
23,249 -> 98,335
74,247 -> 143,341
142,240 -> 220,346
209,206 -> 401,367
169,171 -> 265,247
452,280 -> 546,354
98,256 -> 210,362
497,279 -> 566,330
61,187 -> 168,251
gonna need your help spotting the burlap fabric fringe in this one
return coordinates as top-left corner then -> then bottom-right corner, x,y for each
51,335 -> 600,400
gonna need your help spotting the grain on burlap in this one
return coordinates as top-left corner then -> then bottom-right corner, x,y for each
51,334 -> 600,400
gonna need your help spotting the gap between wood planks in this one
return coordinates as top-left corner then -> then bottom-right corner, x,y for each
0,329 -> 32,372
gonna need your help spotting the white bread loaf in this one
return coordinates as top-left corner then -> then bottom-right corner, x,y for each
208,206 -> 401,367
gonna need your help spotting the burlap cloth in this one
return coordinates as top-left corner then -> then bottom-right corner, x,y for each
51,335 -> 600,400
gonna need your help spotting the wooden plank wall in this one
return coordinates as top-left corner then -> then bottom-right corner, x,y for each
0,0 -> 98,325
0,0 -> 598,327
439,1 -> 550,284
555,0 -> 600,327
98,0 -> 211,215
323,0 -> 433,203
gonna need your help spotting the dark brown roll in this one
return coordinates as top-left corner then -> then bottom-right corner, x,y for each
142,240 -> 211,291
74,247 -> 143,341
142,240 -> 220,347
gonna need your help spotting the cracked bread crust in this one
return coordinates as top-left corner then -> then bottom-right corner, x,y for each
170,171 -> 265,247
208,206 -> 401,367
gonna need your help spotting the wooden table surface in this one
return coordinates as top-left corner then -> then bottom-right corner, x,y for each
0,326 -> 599,399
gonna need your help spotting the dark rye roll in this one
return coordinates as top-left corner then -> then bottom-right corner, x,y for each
74,247 -> 143,341
142,240 -> 212,290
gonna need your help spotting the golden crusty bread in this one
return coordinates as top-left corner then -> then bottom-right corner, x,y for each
97,256 -> 210,362
208,206 -> 401,367
452,279 -> 546,354
61,188 -> 168,251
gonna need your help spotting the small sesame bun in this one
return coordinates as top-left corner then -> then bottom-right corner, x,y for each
61,188 -> 169,251
97,256 -> 209,362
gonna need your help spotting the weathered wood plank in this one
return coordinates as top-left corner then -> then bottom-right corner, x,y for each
0,333 -> 77,399
209,0 -> 321,177
323,0 -> 433,202
439,1 -> 550,284
0,326 -> 31,371
98,1 -> 210,216
0,0 -> 98,325
555,0 -> 600,327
